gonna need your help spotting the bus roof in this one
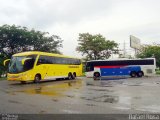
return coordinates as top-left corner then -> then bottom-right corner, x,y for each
87,58 -> 155,62
13,51 -> 80,59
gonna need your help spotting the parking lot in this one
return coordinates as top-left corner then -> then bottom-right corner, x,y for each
0,76 -> 160,114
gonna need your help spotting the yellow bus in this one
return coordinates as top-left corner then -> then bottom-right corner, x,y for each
4,51 -> 82,83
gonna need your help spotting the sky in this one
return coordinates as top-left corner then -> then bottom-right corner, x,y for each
0,0 -> 160,58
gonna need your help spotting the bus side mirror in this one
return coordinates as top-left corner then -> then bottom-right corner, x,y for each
22,58 -> 32,65
3,59 -> 10,66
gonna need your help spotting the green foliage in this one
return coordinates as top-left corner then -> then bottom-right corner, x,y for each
137,45 -> 160,68
0,24 -> 63,58
0,54 -> 7,77
76,33 -> 118,60
156,70 -> 160,74
0,24 -> 63,77
0,77 -> 6,80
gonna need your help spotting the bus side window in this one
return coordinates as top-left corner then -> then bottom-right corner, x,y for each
24,55 -> 37,70
75,59 -> 81,65
37,58 -> 42,65
45,56 -> 53,64
50,56 -> 55,64
37,56 -> 46,65
54,57 -> 60,64
62,58 -> 66,64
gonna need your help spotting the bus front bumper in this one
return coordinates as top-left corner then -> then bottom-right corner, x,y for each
7,73 -> 32,81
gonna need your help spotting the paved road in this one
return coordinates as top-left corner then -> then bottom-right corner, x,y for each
0,76 -> 160,114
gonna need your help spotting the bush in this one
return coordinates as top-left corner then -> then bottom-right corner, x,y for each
156,70 -> 160,74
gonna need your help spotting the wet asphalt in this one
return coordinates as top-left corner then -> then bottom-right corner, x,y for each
0,76 -> 160,114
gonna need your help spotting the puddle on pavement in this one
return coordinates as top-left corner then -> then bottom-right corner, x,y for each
113,106 -> 131,110
86,103 -> 96,106
62,109 -> 81,114
39,110 -> 46,114
136,105 -> 160,112
122,82 -> 142,86
66,95 -> 75,98
112,96 -> 160,112
86,79 -> 160,87
86,80 -> 124,87
81,95 -> 119,103
133,96 -> 141,99
8,100 -> 21,104
89,88 -> 113,92
0,88 -> 17,95
52,98 -> 59,102
16,80 -> 83,97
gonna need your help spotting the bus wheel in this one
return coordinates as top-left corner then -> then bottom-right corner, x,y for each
137,71 -> 144,77
20,81 -> 26,84
34,74 -> 41,83
130,71 -> 137,78
72,72 -> 76,79
68,73 -> 72,80
93,72 -> 100,80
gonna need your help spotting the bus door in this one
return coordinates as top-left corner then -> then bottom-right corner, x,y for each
35,56 -> 50,80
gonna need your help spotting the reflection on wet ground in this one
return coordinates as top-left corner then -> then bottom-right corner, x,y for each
8,100 -> 21,104
16,80 -> 83,97
86,78 -> 160,87
2,76 -> 160,113
80,95 -> 119,103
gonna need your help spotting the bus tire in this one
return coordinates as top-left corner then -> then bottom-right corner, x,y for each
130,71 -> 137,78
137,71 -> 144,77
93,72 -> 100,80
34,74 -> 41,83
68,73 -> 72,80
72,72 -> 76,79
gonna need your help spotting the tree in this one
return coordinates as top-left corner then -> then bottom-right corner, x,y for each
76,33 -> 119,60
0,54 -> 7,77
137,45 -> 160,68
0,24 -> 63,58
0,24 -> 63,77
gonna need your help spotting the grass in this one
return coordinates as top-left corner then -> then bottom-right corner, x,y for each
81,72 -> 85,77
156,70 -> 160,75
0,77 -> 6,80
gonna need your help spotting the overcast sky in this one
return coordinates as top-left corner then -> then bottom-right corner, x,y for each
0,0 -> 160,57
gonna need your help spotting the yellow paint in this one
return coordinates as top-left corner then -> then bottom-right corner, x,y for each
7,51 -> 83,82
3,59 -> 10,66
17,80 -> 83,96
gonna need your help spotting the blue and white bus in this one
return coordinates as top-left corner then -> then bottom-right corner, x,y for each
85,58 -> 156,79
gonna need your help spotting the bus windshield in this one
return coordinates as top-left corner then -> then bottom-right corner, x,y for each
8,55 -> 37,74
